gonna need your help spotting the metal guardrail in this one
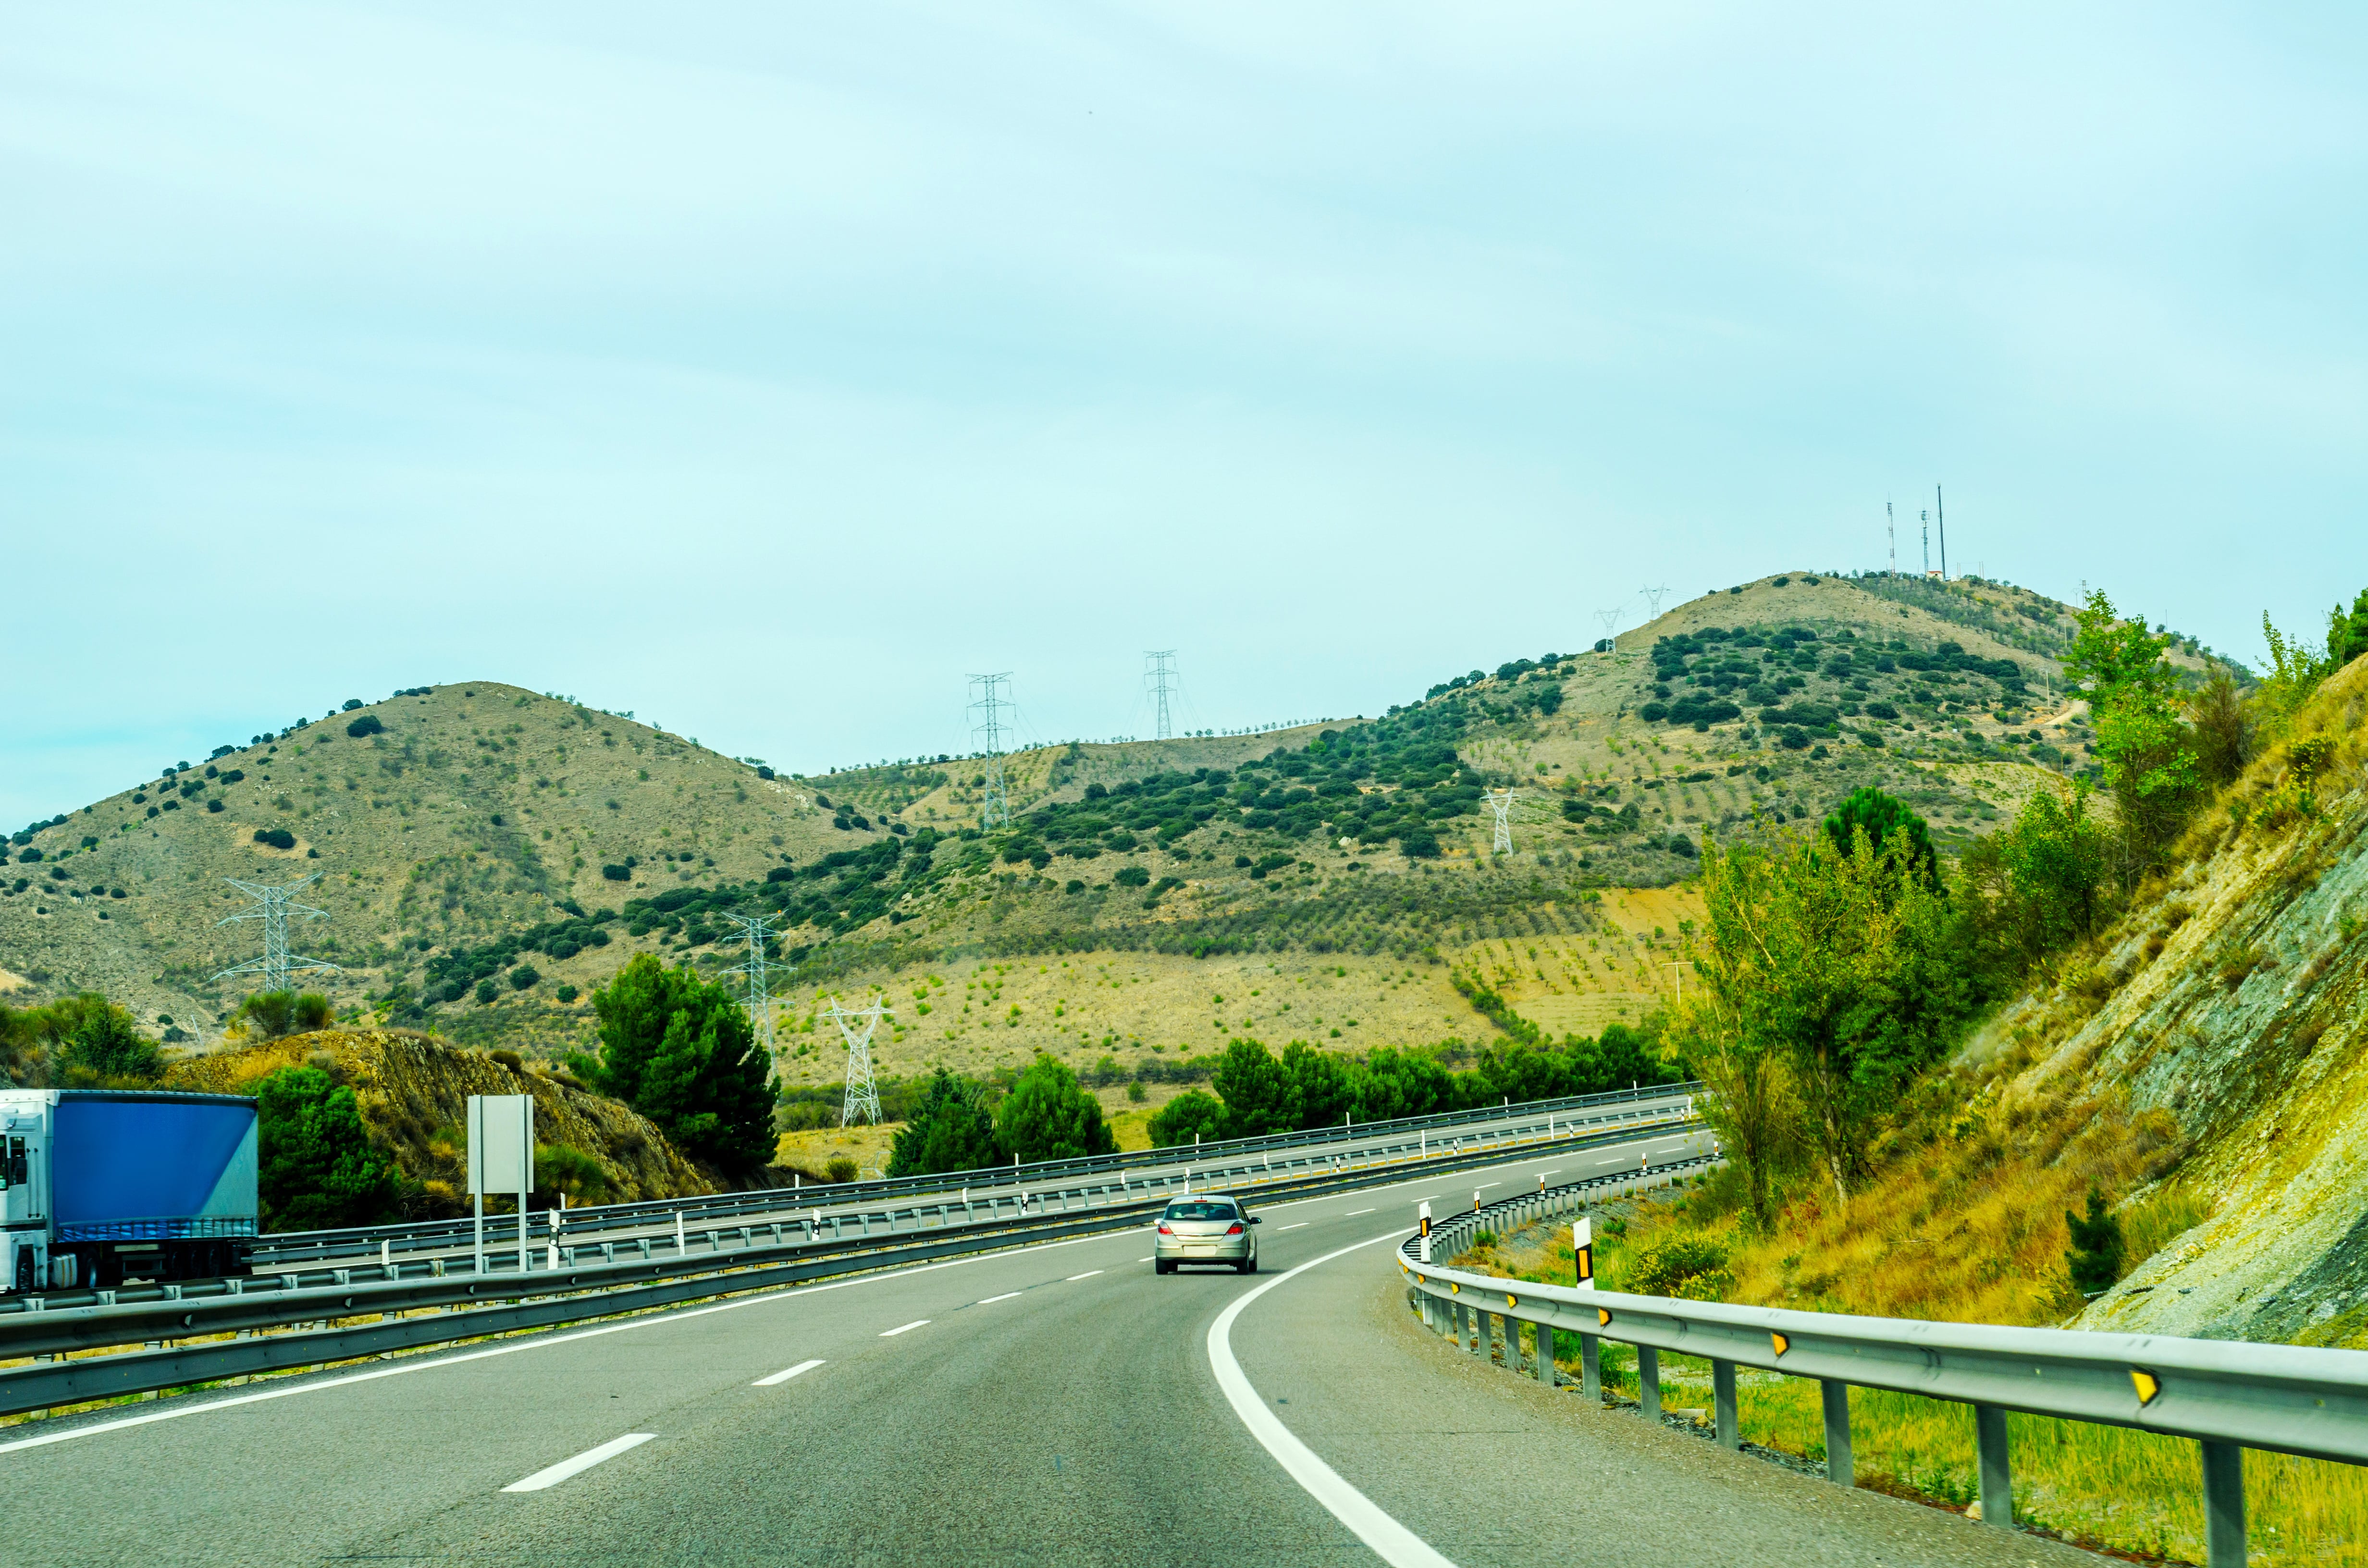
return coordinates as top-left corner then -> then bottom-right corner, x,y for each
0,1114 -> 1698,1418
1401,1168 -> 2368,1568
238,1082 -> 1701,1269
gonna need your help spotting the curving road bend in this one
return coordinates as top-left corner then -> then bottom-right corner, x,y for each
1,1124 -> 2089,1566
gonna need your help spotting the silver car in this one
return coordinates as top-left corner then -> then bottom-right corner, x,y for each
1154,1195 -> 1260,1274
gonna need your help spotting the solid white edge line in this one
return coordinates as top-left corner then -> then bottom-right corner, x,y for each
502,1431 -> 655,1493
1066,1271 -> 1103,1281
977,1292 -> 1022,1305
1207,1232 -> 1455,1568
880,1319 -> 929,1336
752,1359 -> 825,1387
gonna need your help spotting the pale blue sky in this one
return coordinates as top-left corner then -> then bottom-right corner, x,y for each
5,1 -> 2363,825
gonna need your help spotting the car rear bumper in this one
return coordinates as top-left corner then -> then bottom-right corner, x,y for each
1156,1234 -> 1251,1263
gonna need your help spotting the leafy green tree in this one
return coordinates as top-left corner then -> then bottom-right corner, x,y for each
994,1054 -> 1117,1162
1211,1038 -> 1293,1137
591,954 -> 778,1170
1147,1089 -> 1227,1147
2066,589 -> 2201,875
255,1065 -> 402,1230
62,1002 -> 161,1081
1821,787 -> 1936,886
2329,586 -> 2368,671
1960,781 -> 2114,984
1280,1041 -> 1353,1129
2186,666 -> 2252,788
2065,1187 -> 2125,1294
887,1068 -> 1002,1176
1347,1047 -> 1455,1121
1688,826 -> 1968,1209
239,991 -> 296,1039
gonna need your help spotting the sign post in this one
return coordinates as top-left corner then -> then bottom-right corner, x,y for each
1573,1215 -> 1594,1289
467,1094 -> 534,1277
1418,1200 -> 1432,1264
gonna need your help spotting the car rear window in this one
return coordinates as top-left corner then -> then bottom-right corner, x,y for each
1164,1201 -> 1237,1221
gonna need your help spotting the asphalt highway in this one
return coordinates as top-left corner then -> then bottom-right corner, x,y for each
250,1091 -> 1698,1271
0,1122 -> 2095,1567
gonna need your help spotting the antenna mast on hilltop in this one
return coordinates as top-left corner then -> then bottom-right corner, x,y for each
1936,484 -> 1948,580
1921,510 -> 1931,576
1483,788 -> 1518,854
1640,585 -> 1672,621
821,997 -> 886,1127
1144,650 -> 1179,741
721,912 -> 782,1057
212,872 -> 342,995
968,672 -> 1014,828
1887,501 -> 1896,577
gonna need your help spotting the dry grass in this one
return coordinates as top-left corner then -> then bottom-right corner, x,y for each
1459,1193 -> 2368,1566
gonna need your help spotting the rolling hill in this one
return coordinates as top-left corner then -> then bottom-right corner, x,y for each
1,569 -> 2185,1107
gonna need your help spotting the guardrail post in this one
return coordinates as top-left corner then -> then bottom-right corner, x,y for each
1533,1322 -> 1554,1386
2200,1441 -> 2245,1568
1973,1403 -> 2011,1526
1636,1346 -> 1659,1421
1821,1380 -> 1852,1487
1580,1333 -> 1600,1401
1712,1359 -> 1739,1449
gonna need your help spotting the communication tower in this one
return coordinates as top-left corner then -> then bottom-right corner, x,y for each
1921,510 -> 1931,576
1887,501 -> 1896,577
1144,650 -> 1179,741
721,912 -> 783,1056
822,997 -> 886,1127
968,672 -> 1014,828
211,872 -> 342,995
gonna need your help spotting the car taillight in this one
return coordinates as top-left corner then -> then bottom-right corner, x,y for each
1226,1223 -> 1245,1236
1157,1223 -> 1173,1235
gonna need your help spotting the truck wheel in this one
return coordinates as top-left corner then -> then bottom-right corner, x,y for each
14,1249 -> 30,1294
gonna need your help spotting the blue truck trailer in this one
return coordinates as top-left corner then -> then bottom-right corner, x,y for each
0,1090 -> 259,1291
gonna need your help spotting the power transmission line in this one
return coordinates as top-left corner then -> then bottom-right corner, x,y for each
212,872 -> 342,995
968,672 -> 1013,829
720,912 -> 783,1057
1482,788 -> 1518,854
1144,650 -> 1179,741
821,997 -> 886,1127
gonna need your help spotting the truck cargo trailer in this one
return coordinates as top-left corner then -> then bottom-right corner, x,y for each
0,1090 -> 259,1291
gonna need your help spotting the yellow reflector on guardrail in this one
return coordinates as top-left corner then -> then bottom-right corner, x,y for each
1772,1333 -> 1789,1357
1505,1294 -> 1517,1308
2131,1369 -> 2161,1406
1597,1308 -> 1612,1327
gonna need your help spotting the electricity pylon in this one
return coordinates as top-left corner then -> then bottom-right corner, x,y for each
1483,789 -> 1518,854
1640,584 -> 1672,621
721,912 -> 782,1056
212,872 -> 342,994
1594,608 -> 1624,649
1144,650 -> 1179,741
969,672 -> 1013,829
821,997 -> 886,1127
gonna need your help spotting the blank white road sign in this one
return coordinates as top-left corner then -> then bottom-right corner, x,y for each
468,1094 -> 534,1197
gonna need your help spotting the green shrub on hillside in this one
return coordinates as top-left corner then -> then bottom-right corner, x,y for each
994,1054 -> 1116,1163
1147,1089 -> 1227,1147
256,1066 -> 402,1231
886,1068 -> 1001,1176
591,954 -> 778,1170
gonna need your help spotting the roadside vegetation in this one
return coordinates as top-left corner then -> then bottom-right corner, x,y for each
1449,581 -> 2368,1566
